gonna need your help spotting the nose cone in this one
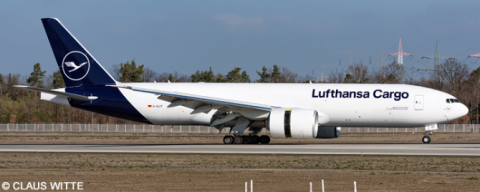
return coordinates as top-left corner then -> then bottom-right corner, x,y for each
460,104 -> 469,117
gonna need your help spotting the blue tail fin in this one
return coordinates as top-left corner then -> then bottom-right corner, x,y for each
41,18 -> 116,87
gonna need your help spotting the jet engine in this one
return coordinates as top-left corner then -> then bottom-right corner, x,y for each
267,109 -> 318,139
267,109 -> 340,139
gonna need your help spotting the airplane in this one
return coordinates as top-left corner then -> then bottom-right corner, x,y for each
15,18 -> 468,144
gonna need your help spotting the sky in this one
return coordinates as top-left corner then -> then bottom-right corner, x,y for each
1,0 -> 480,81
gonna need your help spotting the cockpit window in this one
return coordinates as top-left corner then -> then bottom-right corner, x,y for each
446,98 -> 460,103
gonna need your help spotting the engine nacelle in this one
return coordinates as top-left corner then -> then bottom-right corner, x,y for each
314,127 -> 341,139
267,109 -> 319,139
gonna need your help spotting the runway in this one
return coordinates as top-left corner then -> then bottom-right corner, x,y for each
0,144 -> 479,156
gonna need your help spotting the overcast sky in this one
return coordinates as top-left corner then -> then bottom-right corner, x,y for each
1,0 -> 480,81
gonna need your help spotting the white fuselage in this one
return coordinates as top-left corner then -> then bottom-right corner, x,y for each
115,83 -> 468,127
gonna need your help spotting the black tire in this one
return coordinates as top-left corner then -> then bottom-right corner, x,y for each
247,136 -> 258,144
243,136 -> 251,144
260,135 -> 270,144
253,136 -> 260,144
422,136 -> 431,143
223,136 -> 234,144
234,136 -> 243,144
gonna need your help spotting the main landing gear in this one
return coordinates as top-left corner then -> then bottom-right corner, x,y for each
422,131 -> 432,143
223,135 -> 270,144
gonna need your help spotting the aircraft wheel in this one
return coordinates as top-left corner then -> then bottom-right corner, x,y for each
253,136 -> 260,144
223,136 -> 234,144
243,136 -> 251,144
260,135 -> 270,144
422,136 -> 431,143
234,136 -> 243,144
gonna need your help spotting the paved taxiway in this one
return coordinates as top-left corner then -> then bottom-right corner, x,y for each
0,144 -> 479,156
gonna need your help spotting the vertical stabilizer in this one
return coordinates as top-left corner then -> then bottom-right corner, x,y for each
41,18 -> 116,87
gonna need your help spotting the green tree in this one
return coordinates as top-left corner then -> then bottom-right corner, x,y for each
226,68 -> 242,82
52,70 -> 65,89
7,74 -> 17,88
119,59 -> 144,82
240,71 -> 250,83
216,74 -> 227,82
191,67 -> 216,82
168,73 -> 174,82
270,65 -> 281,83
27,63 -> 46,88
256,65 -> 282,83
256,66 -> 271,83
223,68 -> 250,83
0,73 -> 4,97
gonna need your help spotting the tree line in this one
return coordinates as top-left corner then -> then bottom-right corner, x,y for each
0,60 -> 311,124
0,59 -> 477,124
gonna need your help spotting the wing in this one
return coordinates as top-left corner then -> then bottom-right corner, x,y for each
13,85 -> 98,101
109,85 -> 280,133
110,85 -> 276,111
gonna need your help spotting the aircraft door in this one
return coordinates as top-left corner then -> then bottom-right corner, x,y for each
414,95 -> 424,110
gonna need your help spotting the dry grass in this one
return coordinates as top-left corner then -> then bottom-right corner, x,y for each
0,153 -> 480,191
1,153 -> 480,173
1,170 -> 480,191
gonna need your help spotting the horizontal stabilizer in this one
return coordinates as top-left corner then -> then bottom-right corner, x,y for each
14,85 -> 98,101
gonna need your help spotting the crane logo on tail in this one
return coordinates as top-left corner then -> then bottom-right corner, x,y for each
61,51 -> 90,81
64,61 -> 87,72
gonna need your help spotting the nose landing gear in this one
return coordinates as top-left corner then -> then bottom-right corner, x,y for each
422,136 -> 431,143
422,131 -> 432,143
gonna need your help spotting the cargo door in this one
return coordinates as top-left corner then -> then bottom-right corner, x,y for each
415,95 -> 424,110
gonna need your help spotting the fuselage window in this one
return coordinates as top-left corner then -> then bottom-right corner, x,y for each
446,98 -> 460,103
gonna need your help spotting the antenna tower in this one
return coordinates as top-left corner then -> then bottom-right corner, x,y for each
311,61 -> 329,83
420,41 -> 454,81
389,38 -> 411,65
469,53 -> 480,58
339,51 -> 362,73
370,47 -> 391,77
